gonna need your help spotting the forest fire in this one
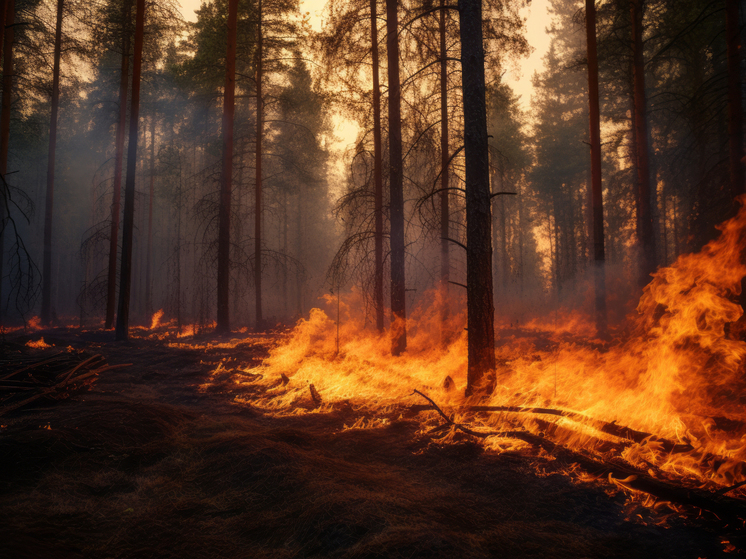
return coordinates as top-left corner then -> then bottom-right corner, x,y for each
200,202 -> 746,510
3,0 -> 746,554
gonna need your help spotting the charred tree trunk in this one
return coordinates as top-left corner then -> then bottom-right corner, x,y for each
439,0 -> 450,329
726,0 -> 746,312
145,114 -> 155,316
41,0 -> 64,325
105,0 -> 131,329
296,184 -> 303,315
0,0 -> 12,323
460,0 -> 495,395
585,0 -> 608,336
371,0 -> 384,333
217,0 -> 238,333
115,0 -> 146,341
386,0 -> 406,355
630,0 -> 656,286
727,0 -> 744,199
255,0 -> 264,330
282,189 -> 288,316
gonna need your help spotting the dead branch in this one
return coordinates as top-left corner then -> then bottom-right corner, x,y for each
467,405 -> 693,453
411,394 -> 746,522
0,353 -> 130,418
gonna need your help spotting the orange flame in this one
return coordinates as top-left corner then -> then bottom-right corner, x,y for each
150,309 -> 164,330
25,337 -> 52,348
199,202 -> 746,495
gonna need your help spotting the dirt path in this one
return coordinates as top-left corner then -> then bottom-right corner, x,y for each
0,331 -> 737,558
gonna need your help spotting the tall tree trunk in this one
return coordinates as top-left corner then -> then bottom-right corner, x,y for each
630,0 -> 656,286
499,196 -> 508,290
41,0 -> 64,325
0,0 -> 12,324
282,188 -> 288,317
585,0 -> 608,336
296,184 -> 303,315
255,0 -> 264,330
460,0 -> 495,395
370,0 -> 384,332
727,0 -> 744,199
105,0 -> 131,329
232,141 -> 244,322
386,0 -> 406,355
145,113 -> 155,316
439,0 -> 450,329
217,0 -> 238,333
115,0 -> 146,341
726,0 -> 746,311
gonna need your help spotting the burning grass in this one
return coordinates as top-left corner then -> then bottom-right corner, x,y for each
198,202 -> 746,510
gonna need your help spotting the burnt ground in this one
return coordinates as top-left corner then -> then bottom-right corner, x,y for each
0,329 -> 742,559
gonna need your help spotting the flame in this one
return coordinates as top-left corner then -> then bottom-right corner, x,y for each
196,203 -> 746,500
150,309 -> 165,330
25,337 -> 52,348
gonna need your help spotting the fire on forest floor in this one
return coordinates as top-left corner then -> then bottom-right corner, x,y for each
174,201 -> 746,533
3,190 -> 746,557
0,334 -> 740,558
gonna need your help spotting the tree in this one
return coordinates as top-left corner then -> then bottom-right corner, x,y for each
40,0 -> 65,325
254,0 -> 264,329
726,0 -> 743,200
0,0 -> 12,322
585,0 -> 607,336
438,0 -> 450,328
630,0 -> 656,285
115,0 -> 146,341
105,0 -> 132,329
216,0 -> 238,333
460,0 -> 495,395
386,0 -> 406,355
370,0 -> 384,332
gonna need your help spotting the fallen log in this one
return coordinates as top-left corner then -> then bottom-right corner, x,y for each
412,402 -> 692,453
412,390 -> 746,523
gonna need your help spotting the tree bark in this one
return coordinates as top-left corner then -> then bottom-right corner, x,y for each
41,0 -> 64,325
217,0 -> 238,333
0,0 -> 12,323
386,0 -> 406,355
585,0 -> 608,336
105,0 -> 131,329
145,113 -> 155,316
255,0 -> 264,330
630,0 -> 656,286
439,0 -> 450,329
727,0 -> 744,200
726,0 -> 746,312
371,0 -> 384,332
460,0 -> 495,395
115,0 -> 146,341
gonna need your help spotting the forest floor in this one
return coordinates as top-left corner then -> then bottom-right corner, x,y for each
0,328 -> 742,559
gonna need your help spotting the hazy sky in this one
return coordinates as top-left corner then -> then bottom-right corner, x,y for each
176,0 -> 551,107
176,0 -> 551,149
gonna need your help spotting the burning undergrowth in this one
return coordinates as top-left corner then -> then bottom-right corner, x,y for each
201,204 -> 746,517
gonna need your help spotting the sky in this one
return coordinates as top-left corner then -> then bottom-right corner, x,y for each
176,0 -> 551,105
176,0 -> 552,146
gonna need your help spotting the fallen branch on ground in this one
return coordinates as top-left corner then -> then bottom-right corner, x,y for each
411,390 -> 746,523
0,352 -> 130,417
